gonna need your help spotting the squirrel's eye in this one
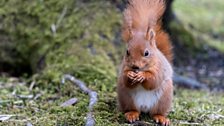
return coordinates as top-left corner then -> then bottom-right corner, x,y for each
144,50 -> 149,57
126,50 -> 130,56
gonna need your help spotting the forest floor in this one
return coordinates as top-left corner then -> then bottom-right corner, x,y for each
0,76 -> 224,126
0,0 -> 224,126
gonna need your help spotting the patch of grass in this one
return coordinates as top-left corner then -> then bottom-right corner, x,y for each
1,77 -> 224,125
171,89 -> 224,125
0,0 -> 122,125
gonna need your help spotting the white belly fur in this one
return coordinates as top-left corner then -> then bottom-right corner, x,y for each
130,85 -> 163,113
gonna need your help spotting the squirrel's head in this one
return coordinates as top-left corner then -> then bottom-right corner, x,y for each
124,28 -> 157,72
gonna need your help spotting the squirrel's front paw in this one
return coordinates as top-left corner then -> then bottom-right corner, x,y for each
132,72 -> 145,84
127,71 -> 137,80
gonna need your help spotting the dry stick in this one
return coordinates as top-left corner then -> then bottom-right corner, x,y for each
62,74 -> 98,126
51,5 -> 67,35
173,73 -> 208,90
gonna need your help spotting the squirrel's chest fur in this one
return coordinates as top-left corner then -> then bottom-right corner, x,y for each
130,85 -> 163,113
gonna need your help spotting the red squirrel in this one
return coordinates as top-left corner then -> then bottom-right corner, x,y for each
117,0 -> 173,125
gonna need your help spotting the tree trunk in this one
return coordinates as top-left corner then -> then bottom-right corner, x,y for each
162,0 -> 174,32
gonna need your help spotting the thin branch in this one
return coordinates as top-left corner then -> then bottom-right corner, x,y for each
179,121 -> 201,125
60,98 -> 78,107
62,74 -> 98,126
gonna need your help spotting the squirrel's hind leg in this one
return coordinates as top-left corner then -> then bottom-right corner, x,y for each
150,80 -> 173,125
117,80 -> 140,123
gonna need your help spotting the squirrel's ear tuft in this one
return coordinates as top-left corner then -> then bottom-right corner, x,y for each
122,9 -> 133,43
146,28 -> 155,41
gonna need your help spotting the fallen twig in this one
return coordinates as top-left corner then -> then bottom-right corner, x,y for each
0,115 -> 14,122
16,95 -> 34,99
62,74 -> 98,126
60,98 -> 78,107
173,73 -> 208,90
179,121 -> 201,125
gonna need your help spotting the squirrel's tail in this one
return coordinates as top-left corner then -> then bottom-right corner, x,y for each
122,0 -> 173,62
122,0 -> 165,41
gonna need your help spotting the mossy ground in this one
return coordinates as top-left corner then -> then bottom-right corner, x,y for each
0,0 -> 224,126
1,77 -> 224,125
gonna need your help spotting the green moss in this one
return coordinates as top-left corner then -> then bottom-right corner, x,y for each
1,76 -> 224,126
0,0 -> 122,74
169,21 -> 198,48
0,0 -> 122,125
170,89 -> 224,125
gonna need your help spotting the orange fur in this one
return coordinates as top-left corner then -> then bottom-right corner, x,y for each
117,0 -> 173,125
156,30 -> 173,62
125,111 -> 140,123
150,80 -> 173,116
123,0 -> 165,31
122,0 -> 173,63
